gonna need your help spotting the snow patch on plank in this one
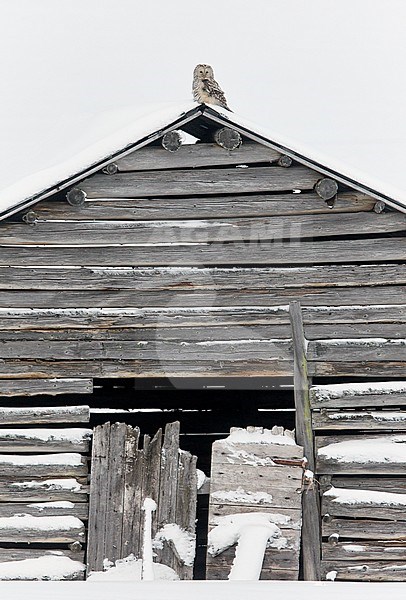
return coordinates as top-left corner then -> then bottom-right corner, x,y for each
154,524 -> 196,567
0,555 -> 85,580
318,435 -> 406,464
0,453 -> 84,466
0,428 -> 92,444
11,478 -> 83,492
311,381 -> 406,400
324,486 -> 406,507
225,426 -> 296,446
211,488 -> 274,505
0,514 -> 83,531
325,411 -> 406,422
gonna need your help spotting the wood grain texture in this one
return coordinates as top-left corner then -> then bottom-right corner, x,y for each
321,560 -> 406,581
322,517 -> 406,540
313,410 -> 406,430
308,338 -> 406,362
0,518 -> 85,544
0,428 -> 91,453
310,387 -> 406,409
1,264 -> 405,291
319,476 -> 406,494
116,141 -> 281,170
0,478 -> 89,502
30,191 -> 375,220
0,454 -> 88,478
322,492 -> 406,520
322,540 -> 406,561
0,502 -> 88,519
79,166 -> 321,197
0,548 -> 85,564
1,238 -> 404,267
0,405 -> 90,425
3,212 -> 404,245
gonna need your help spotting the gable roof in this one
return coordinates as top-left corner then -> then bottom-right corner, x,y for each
1,102 -> 405,221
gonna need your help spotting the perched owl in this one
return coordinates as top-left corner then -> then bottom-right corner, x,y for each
192,64 -> 230,110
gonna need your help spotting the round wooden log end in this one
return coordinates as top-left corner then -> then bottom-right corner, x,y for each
278,155 -> 293,168
315,178 -> 339,200
66,188 -> 87,207
322,513 -> 332,524
22,210 -> 38,225
161,130 -> 182,152
374,200 -> 386,213
214,127 -> 242,150
328,533 -> 339,546
69,541 -> 83,553
102,163 -> 118,175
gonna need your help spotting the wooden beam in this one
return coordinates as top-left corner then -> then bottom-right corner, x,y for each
0,379 -> 92,397
0,478 -> 89,502
313,410 -> 406,430
0,238 -> 404,267
321,560 -> 406,582
289,301 -> 321,581
308,339 -> 406,362
323,517 -> 406,540
3,212 -> 405,245
79,166 -> 322,198
0,516 -> 85,544
311,361 -> 406,378
322,540 -> 406,562
0,502 -> 88,520
0,429 -> 91,453
310,383 -> 406,409
29,191 -> 376,220
0,405 -> 90,424
0,454 -> 88,478
115,141 -> 281,171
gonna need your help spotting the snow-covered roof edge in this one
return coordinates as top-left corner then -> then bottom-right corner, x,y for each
1,101 -> 405,221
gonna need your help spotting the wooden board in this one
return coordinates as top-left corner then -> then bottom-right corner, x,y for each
1,238 -> 404,267
323,517 -> 406,540
0,405 -> 90,425
0,285 -> 404,309
322,540 -> 406,561
115,141 -> 281,170
29,191 -> 375,220
0,429 -> 91,453
310,361 -> 406,378
322,493 -> 406,520
321,561 -> 406,581
310,384 -> 406,409
319,476 -> 406,494
0,502 -> 88,519
0,454 -> 88,478
79,166 -> 321,197
313,410 -> 406,430
308,339 -> 406,362
0,379 -> 92,397
0,548 -> 85,564
0,517 -> 85,544
0,478 -> 89,502
1,264 -> 405,291
3,212 -> 404,245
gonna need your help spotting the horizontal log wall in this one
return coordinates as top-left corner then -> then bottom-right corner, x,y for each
1,140 -> 405,381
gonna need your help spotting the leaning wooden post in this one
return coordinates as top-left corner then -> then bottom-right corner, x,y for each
289,301 -> 321,581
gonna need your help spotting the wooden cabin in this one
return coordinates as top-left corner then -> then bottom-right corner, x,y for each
0,102 -> 405,581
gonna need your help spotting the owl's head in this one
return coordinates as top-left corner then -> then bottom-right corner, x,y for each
193,64 -> 214,80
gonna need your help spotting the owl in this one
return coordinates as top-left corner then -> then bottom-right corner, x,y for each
192,64 -> 230,110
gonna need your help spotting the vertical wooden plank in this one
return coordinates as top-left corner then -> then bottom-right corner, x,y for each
289,301 -> 321,581
121,426 -> 140,558
156,421 -> 180,569
87,422 -> 111,574
143,429 -> 162,541
103,422 -> 127,564
176,450 -> 197,579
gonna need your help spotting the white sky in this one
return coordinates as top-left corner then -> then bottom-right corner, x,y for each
1,0 -> 406,202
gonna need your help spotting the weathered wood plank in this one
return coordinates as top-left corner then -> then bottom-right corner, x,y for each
104,422 -> 127,565
79,166 -> 321,197
308,339 -> 406,362
319,476 -> 406,494
1,238 -> 404,267
0,477 -> 88,502
115,142 -> 281,170
0,285 -> 404,310
310,361 -> 406,378
322,517 -> 406,540
316,434 -> 406,474
0,379 -> 92,398
30,191 -> 376,220
0,428 -> 91,453
0,323 -> 404,343
310,382 -> 406,409
0,516 -> 85,544
0,338 -> 293,361
1,264 -> 405,291
87,423 -> 110,574
0,454 -> 87,478
322,540 -> 406,562
120,426 -> 141,559
0,358 -> 293,379
322,490 -> 406,520
0,502 -> 88,519
289,301 -> 320,581
313,410 -> 406,430
3,212 -> 404,245
321,560 -> 406,581
0,548 -> 85,564
0,405 -> 90,424
206,565 -> 298,580
0,304 -> 403,332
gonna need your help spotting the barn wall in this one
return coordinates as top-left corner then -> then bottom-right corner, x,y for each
0,134 -> 405,383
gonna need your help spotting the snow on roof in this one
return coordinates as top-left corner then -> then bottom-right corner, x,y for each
1,101 -> 405,221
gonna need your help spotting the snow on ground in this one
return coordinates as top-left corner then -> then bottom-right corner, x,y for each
318,435 -> 406,464
2,581 -> 406,600
87,554 -> 178,581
